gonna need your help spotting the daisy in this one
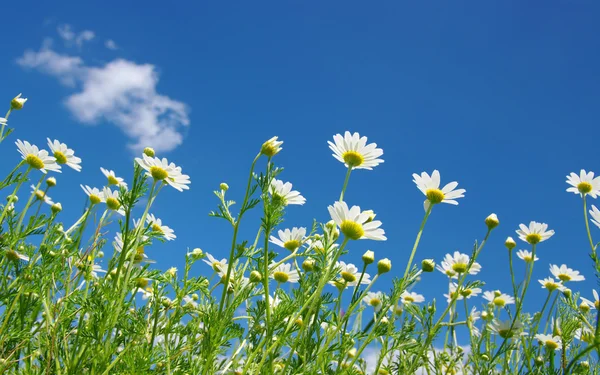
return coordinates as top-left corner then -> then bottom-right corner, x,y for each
437,251 -> 481,278
101,167 -> 127,188
11,93 -> 27,109
47,139 -> 82,172
89,264 -> 107,279
400,291 -> 425,305
261,136 -> 283,157
327,201 -> 386,241
113,233 -> 153,265
81,185 -> 104,205
5,248 -> 29,262
516,249 -> 539,263
412,170 -> 465,211
269,227 -> 306,251
575,327 -> 594,343
516,221 -> 554,245
202,253 -> 228,273
580,290 -> 600,310
135,154 -> 190,191
306,239 -> 337,255
489,319 -> 526,339
363,291 -> 384,312
539,277 -> 566,292
31,185 -> 53,205
15,140 -> 61,173
269,179 -> 305,206
549,264 -> 585,282
566,170 -> 600,198
590,205 -> 600,229
328,131 -> 384,170
182,295 -> 198,308
483,291 -> 515,307
270,263 -> 300,284
335,261 -> 371,286
263,294 -> 282,309
146,214 -> 176,241
534,334 -> 562,351
102,187 -> 125,215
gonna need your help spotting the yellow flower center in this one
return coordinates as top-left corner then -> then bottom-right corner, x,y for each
498,329 -> 512,339
89,194 -> 101,205
524,255 -> 533,262
445,270 -> 456,277
211,261 -> 223,272
341,271 -> 357,283
557,273 -> 571,282
461,289 -> 473,297
425,188 -> 445,204
526,233 -> 542,245
152,223 -> 163,234
342,151 -> 364,168
545,282 -> 559,291
403,296 -> 415,303
106,197 -> 120,211
595,301 -> 600,310
283,240 -> 301,251
369,298 -> 381,307
25,154 -> 44,170
273,271 -> 289,283
451,263 -> 468,274
261,141 -> 280,157
35,190 -> 45,201
133,246 -> 145,263
545,340 -> 559,350
107,175 -> 120,185
150,166 -> 169,181
6,250 -> 20,262
340,220 -> 364,240
272,193 -> 288,206
578,182 -> 593,194
136,278 -> 149,288
54,151 -> 67,164
493,297 -> 506,307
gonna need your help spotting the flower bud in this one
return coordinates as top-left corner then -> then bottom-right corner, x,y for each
481,354 -> 490,361
377,258 -> 391,274
11,93 -> 27,110
143,147 -> 155,157
421,259 -> 435,272
580,302 -> 591,313
260,136 -> 283,157
302,259 -> 315,272
219,182 -> 229,191
6,195 -> 18,203
192,293 -> 199,301
189,248 -> 204,259
136,278 -> 148,288
484,213 -> 499,230
97,251 -> 104,259
562,288 -> 572,299
534,356 -> 544,366
166,267 -> 177,278
46,177 -> 57,187
250,270 -> 262,283
493,290 -> 501,297
505,237 -> 516,250
380,316 -> 389,324
51,203 -> 62,214
362,250 -> 375,265
347,348 -> 357,358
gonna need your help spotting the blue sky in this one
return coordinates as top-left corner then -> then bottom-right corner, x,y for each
1,1 -> 600,322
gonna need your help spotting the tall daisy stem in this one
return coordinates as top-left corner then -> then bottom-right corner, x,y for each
339,166 -> 352,202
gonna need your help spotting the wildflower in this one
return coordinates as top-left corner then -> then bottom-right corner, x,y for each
485,213 -> 499,229
580,290 -> 600,310
516,249 -> 538,263
534,334 -> 562,351
135,154 -> 190,191
146,214 -> 176,241
539,277 -> 565,292
263,294 -> 282,309
362,250 -> 375,265
249,270 -> 262,282
377,258 -> 391,274
505,237 -> 516,250
489,319 -> 526,338
270,263 -> 300,284
202,253 -> 228,272
260,136 -> 283,157
51,202 -> 62,214
575,327 -> 594,343
31,185 -> 53,205
483,291 -> 515,307
101,168 -> 127,188
219,182 -> 229,191
437,251 -> 481,278
46,177 -> 57,187
363,291 -> 383,311
421,259 -> 435,272
5,249 -> 29,262
335,261 -> 370,286
103,187 -> 125,215
81,185 -> 104,205
182,295 -> 198,308
516,221 -> 554,245
590,205 -> 600,229
11,93 -> 27,110
47,139 -> 82,172
400,291 -> 425,305
549,264 -> 585,282
143,147 -> 155,157
269,179 -> 305,206
302,259 -> 315,272
16,140 -> 61,173
566,170 -> 600,198
412,170 -> 465,211
187,248 -> 204,259
113,233 -> 153,265
328,131 -> 384,170
269,227 -> 306,251
327,201 -> 386,240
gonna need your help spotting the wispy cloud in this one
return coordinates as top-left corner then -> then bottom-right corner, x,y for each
104,39 -> 118,50
57,24 -> 95,47
16,29 -> 190,153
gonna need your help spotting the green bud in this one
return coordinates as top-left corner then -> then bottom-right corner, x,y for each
219,182 -> 229,191
143,147 -> 155,157
377,258 -> 391,274
362,250 -> 375,265
421,259 -> 435,272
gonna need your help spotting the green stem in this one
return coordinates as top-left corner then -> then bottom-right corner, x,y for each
0,166 -> 30,225
583,195 -> 596,254
0,108 -> 13,142
13,173 -> 45,240
402,205 -> 433,280
339,166 -> 352,201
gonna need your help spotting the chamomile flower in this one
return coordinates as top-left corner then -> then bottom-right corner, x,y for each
202,253 -> 228,272
333,261 -> 371,287
516,221 -> 554,245
539,277 -> 566,292
11,93 -> 27,110
102,187 -> 125,216
270,263 -> 300,284
363,291 -> 384,311
5,248 -> 29,262
269,179 -> 306,206
483,291 -> 515,307
328,131 -> 384,170
16,140 -> 61,173
89,264 -> 107,279
437,251 -> 481,278
261,136 -> 283,157
31,185 -> 53,205
400,291 -> 425,305
590,205 -> 600,229
47,138 -> 82,172
535,334 -> 562,351
135,154 -> 190,191
412,170 -> 465,211
580,290 -> 599,310
489,319 -> 526,339
81,185 -> 104,205
182,295 -> 199,308
113,233 -> 153,265
566,170 -> 600,198
549,264 -> 585,282
101,167 -> 127,188
327,201 -> 386,241
269,227 -> 306,251
516,249 -> 539,263
146,214 -> 176,241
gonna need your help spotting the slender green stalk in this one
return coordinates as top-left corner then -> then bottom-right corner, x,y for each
339,166 -> 352,201
0,108 -> 13,142
0,166 -> 31,225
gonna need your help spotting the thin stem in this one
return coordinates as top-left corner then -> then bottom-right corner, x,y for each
0,108 -> 13,142
0,166 -> 31,225
339,166 -> 352,202
583,195 -> 596,254
403,205 -> 433,280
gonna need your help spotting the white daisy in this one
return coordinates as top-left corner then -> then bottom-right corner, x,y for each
182,295 -> 198,308
412,170 -> 465,211
580,290 -> 599,310
539,277 -> 566,292
400,291 -> 425,305
549,264 -> 585,282
101,167 -> 127,188
146,214 -> 176,241
31,185 -> 53,205
269,227 -> 306,251
483,291 -> 515,307
135,154 -> 190,191
47,138 -> 82,172
102,187 -> 125,216
516,249 -> 539,263
113,233 -> 152,264
437,251 -> 481,278
90,264 -> 107,279
327,201 -> 386,241
363,291 -> 384,312
332,261 -> 371,287
575,327 -> 594,343
489,319 -> 526,339
534,334 -> 562,351
566,170 -> 600,198
264,294 -> 282,309
516,221 -> 554,245
269,179 -> 305,206
270,263 -> 300,284
328,131 -> 384,170
590,205 -> 600,229
260,136 -> 283,157
11,93 -> 27,109
81,185 -> 104,205
202,253 -> 228,272
15,140 -> 61,174
5,249 -> 29,262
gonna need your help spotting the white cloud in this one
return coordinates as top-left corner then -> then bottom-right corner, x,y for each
16,41 -> 190,153
57,24 -> 95,47
105,39 -> 118,50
